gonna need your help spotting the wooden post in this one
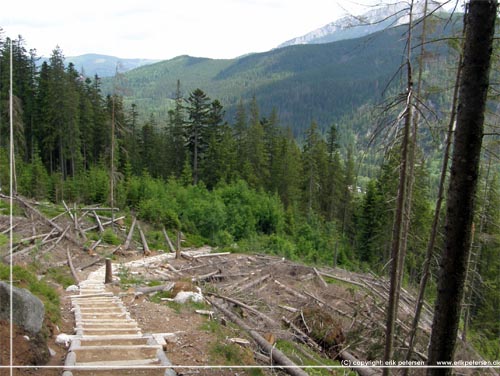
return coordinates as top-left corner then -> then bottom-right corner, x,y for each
105,258 -> 113,284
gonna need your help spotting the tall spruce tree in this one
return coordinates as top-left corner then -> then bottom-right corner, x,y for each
185,88 -> 211,184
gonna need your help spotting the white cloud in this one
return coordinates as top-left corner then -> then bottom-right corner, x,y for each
0,0 -> 459,59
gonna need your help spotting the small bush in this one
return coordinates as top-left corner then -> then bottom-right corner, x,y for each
102,229 -> 120,245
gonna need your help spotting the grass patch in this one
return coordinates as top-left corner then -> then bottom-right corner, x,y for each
37,202 -> 64,219
116,265 -> 144,287
45,267 -> 75,289
276,339 -> 357,375
0,264 -> 61,324
149,290 -> 174,304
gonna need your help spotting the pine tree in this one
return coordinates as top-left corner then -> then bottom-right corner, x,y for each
166,79 -> 186,177
185,88 -> 211,184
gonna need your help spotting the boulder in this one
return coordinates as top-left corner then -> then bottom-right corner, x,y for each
0,281 -> 45,334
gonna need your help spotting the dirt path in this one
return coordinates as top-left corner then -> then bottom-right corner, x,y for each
63,264 -> 176,376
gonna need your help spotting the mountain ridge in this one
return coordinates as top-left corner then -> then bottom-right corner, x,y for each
38,53 -> 160,77
277,0 -> 443,48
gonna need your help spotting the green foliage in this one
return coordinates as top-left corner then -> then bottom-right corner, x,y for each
275,339 -> 353,376
0,264 -> 60,324
102,228 -> 120,245
45,267 -> 75,289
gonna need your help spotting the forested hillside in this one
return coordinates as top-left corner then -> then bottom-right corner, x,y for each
0,3 -> 499,368
102,13 -> 461,137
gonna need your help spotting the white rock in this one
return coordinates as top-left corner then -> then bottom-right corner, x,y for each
49,347 -> 56,357
23,335 -> 30,341
65,285 -> 79,292
173,288 -> 203,304
55,333 -> 72,347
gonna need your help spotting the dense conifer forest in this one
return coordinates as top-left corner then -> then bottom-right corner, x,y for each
0,3 -> 499,367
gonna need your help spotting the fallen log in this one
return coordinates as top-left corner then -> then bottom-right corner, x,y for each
66,248 -> 80,283
78,257 -> 103,271
93,211 -> 104,233
274,280 -> 307,300
81,207 -> 119,212
192,270 -> 221,282
317,271 -> 365,289
313,267 -> 328,288
208,297 -> 309,376
282,316 -> 322,352
137,223 -> 150,255
136,282 -> 174,294
13,195 -> 80,246
192,252 -> 231,259
62,200 -> 74,221
89,238 -> 102,252
209,293 -> 276,327
82,216 -> 125,232
162,227 -> 176,253
236,273 -> 270,292
123,217 -> 137,251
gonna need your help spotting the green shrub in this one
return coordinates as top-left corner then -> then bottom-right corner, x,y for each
102,228 -> 120,245
0,264 -> 60,324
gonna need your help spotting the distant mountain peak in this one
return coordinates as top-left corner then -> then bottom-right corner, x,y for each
277,0 -> 442,48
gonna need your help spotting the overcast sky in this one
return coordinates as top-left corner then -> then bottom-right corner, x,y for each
1,0 -> 459,60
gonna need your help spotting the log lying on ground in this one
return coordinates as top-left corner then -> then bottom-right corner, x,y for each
137,222 -> 150,255
12,195 -> 81,246
123,217 -> 137,251
162,227 -> 176,253
236,273 -> 270,292
82,216 -> 125,232
208,297 -> 309,376
274,279 -> 307,300
93,211 -> 104,233
209,293 -> 276,327
136,282 -> 174,294
67,248 -> 80,283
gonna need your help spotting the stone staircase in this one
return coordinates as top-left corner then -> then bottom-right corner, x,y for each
63,266 -> 175,376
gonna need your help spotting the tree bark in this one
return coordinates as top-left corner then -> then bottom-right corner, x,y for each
427,1 -> 497,373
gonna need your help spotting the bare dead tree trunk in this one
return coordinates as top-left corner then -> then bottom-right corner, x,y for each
427,1 -> 497,373
175,230 -> 181,259
383,2 -> 414,373
462,156 -> 492,343
405,51 -> 463,365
